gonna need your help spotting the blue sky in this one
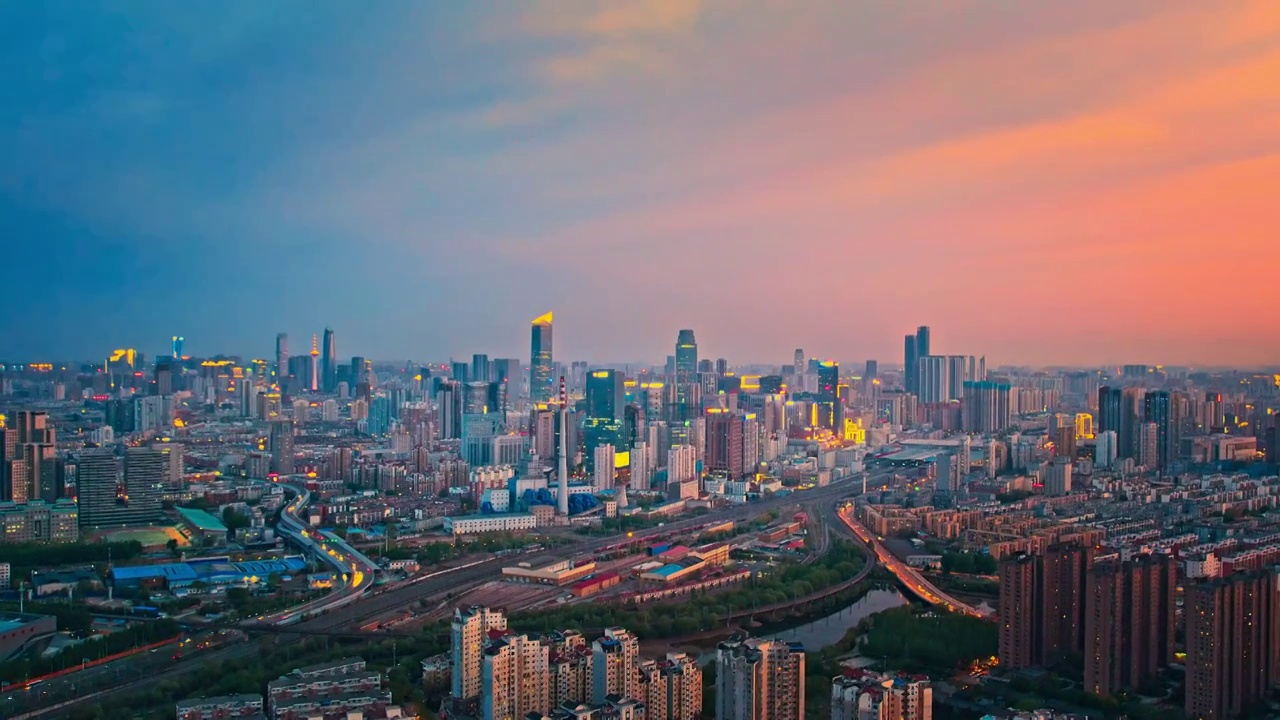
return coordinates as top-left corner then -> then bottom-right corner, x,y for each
4,1 -> 1278,366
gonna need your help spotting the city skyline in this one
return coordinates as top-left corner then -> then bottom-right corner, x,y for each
4,2 -> 1280,365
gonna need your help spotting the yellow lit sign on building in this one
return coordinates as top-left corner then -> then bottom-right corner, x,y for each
108,349 -> 137,367
615,450 -> 630,468
843,418 -> 866,444
592,371 -> 610,378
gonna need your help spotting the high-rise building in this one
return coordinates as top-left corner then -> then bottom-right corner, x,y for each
676,330 -> 699,406
638,652 -> 702,720
275,333 -> 289,380
491,358 -> 522,412
1120,388 -> 1146,460
715,636 -> 805,720
77,448 -> 164,529
530,312 -> 555,404
705,410 -> 744,480
472,353 -> 490,383
350,356 -> 368,388
915,325 -> 931,360
813,361 -> 840,430
916,355 -> 950,405
452,606 -> 508,701
593,444 -> 616,492
321,327 -> 337,392
999,545 -> 1094,671
439,381 -> 463,440
793,349 -> 804,378
961,381 -> 1012,433
153,442 -> 185,487
1184,570 -> 1280,720
1096,430 -> 1118,469
482,633 -> 551,720
1084,554 -> 1177,698
593,627 -> 640,704
1097,386 -> 1122,436
586,370 -> 625,422
903,335 -> 917,394
1143,391 -> 1182,473
1043,457 -> 1072,496
270,420 -> 295,475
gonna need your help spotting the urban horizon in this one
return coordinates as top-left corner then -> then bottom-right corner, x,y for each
7,317 -> 1280,373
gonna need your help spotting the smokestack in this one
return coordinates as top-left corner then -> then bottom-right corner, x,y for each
557,376 -> 570,517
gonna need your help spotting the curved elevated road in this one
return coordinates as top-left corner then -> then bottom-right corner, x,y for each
837,506 -> 989,619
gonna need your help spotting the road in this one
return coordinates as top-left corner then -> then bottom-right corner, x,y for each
11,472 -> 896,718
836,506 -> 989,619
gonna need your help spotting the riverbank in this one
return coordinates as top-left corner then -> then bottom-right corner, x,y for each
639,585 -> 909,661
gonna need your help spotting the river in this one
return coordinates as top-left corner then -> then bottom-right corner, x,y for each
687,588 -> 909,664
762,588 -> 908,650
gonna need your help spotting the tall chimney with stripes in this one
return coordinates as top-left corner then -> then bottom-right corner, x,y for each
556,376 -> 570,517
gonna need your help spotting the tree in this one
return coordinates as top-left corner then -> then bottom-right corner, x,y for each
225,587 -> 251,607
166,538 -> 180,557
221,507 -> 251,532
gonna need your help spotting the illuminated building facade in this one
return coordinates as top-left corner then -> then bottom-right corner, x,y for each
675,329 -> 698,406
813,361 -> 840,430
530,312 -> 554,403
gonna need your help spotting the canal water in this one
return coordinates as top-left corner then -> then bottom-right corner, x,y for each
690,588 -> 909,664
762,588 -> 908,650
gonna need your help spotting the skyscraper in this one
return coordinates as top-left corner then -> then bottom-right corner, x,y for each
675,330 -> 699,406
813,361 -> 840,430
171,335 -> 184,359
530,312 -> 554,404
903,335 -> 917,394
1097,386 -> 1122,437
1143,391 -> 1182,473
275,333 -> 289,380
322,327 -> 337,392
1120,388 -> 1146,460
914,325 -> 931,357
585,370 -> 625,422
471,353 -> 490,383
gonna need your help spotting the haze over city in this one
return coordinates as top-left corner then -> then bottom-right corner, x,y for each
4,1 -> 1280,365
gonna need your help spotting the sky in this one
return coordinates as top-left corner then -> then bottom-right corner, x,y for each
3,1 -> 1279,368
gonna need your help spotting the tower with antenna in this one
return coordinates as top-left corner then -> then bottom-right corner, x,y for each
556,376 -> 570,517
309,334 -> 321,392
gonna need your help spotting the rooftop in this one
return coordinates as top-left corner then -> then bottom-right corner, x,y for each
176,506 -> 229,533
